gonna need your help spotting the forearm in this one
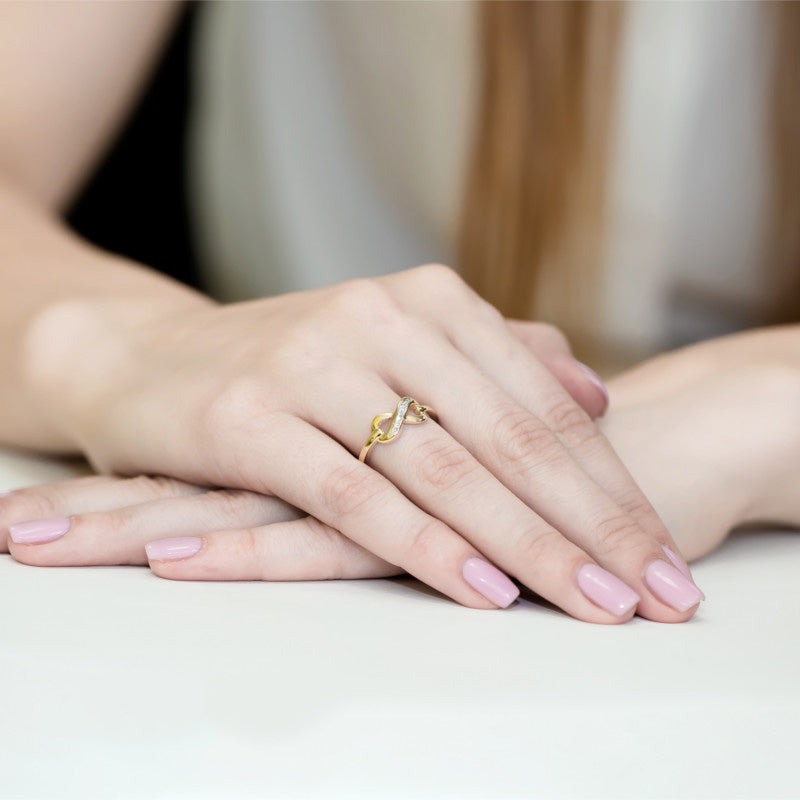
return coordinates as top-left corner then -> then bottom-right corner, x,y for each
608,323 -> 800,407
0,181 -> 213,452
602,332 -> 800,559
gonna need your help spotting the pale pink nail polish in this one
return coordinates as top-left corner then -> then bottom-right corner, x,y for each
661,546 -> 705,599
645,560 -> 705,612
575,361 -> 610,414
145,537 -> 204,561
0,491 -> 14,498
577,563 -> 640,616
9,517 -> 71,545
662,545 -> 691,579
462,557 -> 519,608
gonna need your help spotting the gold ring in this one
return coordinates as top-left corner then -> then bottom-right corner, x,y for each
358,397 -> 436,463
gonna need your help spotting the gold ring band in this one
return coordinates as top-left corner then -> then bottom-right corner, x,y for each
358,397 -> 436,463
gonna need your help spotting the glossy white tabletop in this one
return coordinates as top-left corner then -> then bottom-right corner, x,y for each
1,446 -> 798,799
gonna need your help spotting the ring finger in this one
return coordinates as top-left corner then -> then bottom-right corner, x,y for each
239,386 -> 639,623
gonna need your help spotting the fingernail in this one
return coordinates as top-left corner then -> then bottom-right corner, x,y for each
462,557 -> 519,608
9,517 -> 71,545
145,537 -> 204,561
577,563 -> 640,616
0,491 -> 14,498
662,545 -> 691,578
645,560 -> 705,612
575,361 -> 609,415
662,545 -> 705,599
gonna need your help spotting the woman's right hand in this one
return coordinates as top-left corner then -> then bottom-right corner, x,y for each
23,264 -> 702,622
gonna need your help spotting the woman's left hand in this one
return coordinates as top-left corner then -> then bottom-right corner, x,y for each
0,474 -> 401,579
599,332 -> 800,561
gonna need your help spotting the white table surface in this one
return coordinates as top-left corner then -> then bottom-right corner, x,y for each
1,446 -> 798,800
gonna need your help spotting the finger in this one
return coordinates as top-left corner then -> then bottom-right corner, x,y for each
384,267 -> 702,615
6,488 -> 301,567
224,396 -> 641,622
0,474 -> 205,552
506,319 -> 609,419
548,356 -> 609,421
395,345 -> 702,619
146,517 -> 401,581
333,303 -> 695,619
383,266 -> 609,418
300,377 -> 647,622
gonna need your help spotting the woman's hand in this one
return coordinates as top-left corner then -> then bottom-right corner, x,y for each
599,338 -> 800,561
0,319 -> 608,579
19,265 -> 701,623
0,475 -> 400,579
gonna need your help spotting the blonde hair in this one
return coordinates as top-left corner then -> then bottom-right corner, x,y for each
458,1 -> 800,361
770,2 -> 800,323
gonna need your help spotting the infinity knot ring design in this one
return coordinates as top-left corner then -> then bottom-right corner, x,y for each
358,397 -> 437,463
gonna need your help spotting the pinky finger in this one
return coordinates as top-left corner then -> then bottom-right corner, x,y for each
146,517 -> 403,582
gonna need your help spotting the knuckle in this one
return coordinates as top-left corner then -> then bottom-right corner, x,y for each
619,493 -> 659,524
540,395 -> 596,448
415,263 -> 483,307
516,526 -> 564,569
322,278 -> 409,340
126,475 -> 189,500
473,295 -> 505,326
493,408 -> 564,472
194,528 -> 254,581
416,262 -> 462,287
320,463 -> 380,525
239,527 -> 260,559
303,517 -> 348,580
328,278 -> 398,320
206,489 -> 263,525
403,516 -> 445,564
73,510 -> 124,539
196,528 -> 257,581
527,322 -> 571,353
414,438 -> 477,494
4,492 -> 60,523
593,514 -> 642,556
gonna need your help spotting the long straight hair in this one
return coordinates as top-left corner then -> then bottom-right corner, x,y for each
770,2 -> 800,323
458,2 -> 800,360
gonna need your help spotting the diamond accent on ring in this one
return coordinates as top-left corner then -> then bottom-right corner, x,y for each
388,397 -> 413,436
359,396 -> 435,463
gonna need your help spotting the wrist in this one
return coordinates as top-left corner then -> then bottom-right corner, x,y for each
20,279 -> 213,454
735,363 -> 800,527
602,359 -> 800,561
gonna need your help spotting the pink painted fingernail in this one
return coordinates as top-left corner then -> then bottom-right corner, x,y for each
462,557 -> 519,608
645,560 -> 705,612
145,537 -> 204,561
661,545 -> 692,579
0,491 -> 14,498
9,517 -> 71,544
577,563 -> 640,616
575,361 -> 610,415
661,546 -> 705,599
